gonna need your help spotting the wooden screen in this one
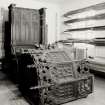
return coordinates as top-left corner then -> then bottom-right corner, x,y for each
9,4 -> 40,45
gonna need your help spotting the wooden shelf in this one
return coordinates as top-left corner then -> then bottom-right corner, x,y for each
57,38 -> 105,46
64,13 -> 105,24
64,25 -> 105,32
89,41 -> 105,46
57,39 -> 90,44
89,42 -> 105,46
64,2 -> 105,17
89,38 -> 105,46
63,2 -> 105,47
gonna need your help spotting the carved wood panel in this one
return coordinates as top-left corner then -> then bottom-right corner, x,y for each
12,7 -> 40,45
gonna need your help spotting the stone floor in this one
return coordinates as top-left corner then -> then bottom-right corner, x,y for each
0,71 -> 105,105
0,71 -> 29,105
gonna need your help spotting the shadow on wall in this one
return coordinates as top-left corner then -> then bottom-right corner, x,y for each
0,8 -> 9,58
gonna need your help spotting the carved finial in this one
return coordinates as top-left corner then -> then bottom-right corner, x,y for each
8,4 -> 16,9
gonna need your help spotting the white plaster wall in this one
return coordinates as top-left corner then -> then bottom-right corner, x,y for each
60,0 -> 105,14
60,0 -> 105,57
95,46 -> 105,57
